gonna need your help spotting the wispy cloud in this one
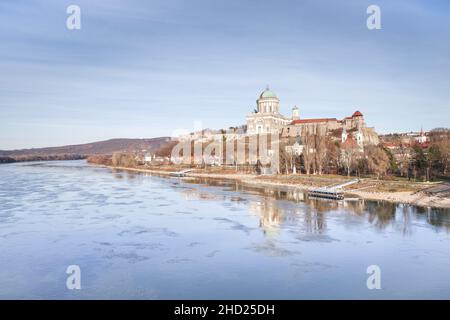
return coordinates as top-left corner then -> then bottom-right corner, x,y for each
1,0 -> 449,149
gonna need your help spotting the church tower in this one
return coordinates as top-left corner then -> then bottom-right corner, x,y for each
292,106 -> 300,120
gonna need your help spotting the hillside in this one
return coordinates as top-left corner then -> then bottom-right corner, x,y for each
0,137 -> 175,160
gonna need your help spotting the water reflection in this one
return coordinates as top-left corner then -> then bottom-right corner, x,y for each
20,164 -> 450,235
249,198 -> 283,236
365,201 -> 397,230
2,160 -> 450,299
173,177 -> 450,235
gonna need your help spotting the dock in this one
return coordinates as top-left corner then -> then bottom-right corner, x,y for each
422,183 -> 450,197
169,169 -> 193,177
308,188 -> 345,200
308,179 -> 359,200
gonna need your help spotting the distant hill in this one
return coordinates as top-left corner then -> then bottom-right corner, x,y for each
0,137 -> 175,159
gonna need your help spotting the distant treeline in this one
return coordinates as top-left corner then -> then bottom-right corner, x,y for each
86,155 -> 113,166
0,154 -> 87,163
86,140 -> 178,167
0,157 -> 16,163
0,137 -> 175,165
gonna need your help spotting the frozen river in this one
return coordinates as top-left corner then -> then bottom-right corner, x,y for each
0,160 -> 449,299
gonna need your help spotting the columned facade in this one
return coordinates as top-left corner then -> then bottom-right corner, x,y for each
246,87 -> 379,146
247,87 -> 290,134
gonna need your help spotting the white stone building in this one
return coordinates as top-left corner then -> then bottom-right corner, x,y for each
246,87 -> 291,134
246,87 -> 379,147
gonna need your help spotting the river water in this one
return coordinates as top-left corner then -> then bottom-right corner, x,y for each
0,160 -> 449,299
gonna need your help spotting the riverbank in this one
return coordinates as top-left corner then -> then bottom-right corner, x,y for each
0,154 -> 87,163
99,164 -> 450,209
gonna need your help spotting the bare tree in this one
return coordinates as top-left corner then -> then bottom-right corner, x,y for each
396,142 -> 410,177
340,137 -> 360,177
278,137 -> 296,175
314,129 -> 327,175
324,140 -> 340,174
435,139 -> 450,175
111,152 -> 137,168
302,129 -> 315,175
366,145 -> 390,179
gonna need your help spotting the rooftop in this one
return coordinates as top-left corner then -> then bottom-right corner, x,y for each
259,86 -> 278,99
291,118 -> 338,125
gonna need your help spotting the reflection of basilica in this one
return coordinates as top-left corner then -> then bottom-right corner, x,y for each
171,178 -> 450,237
180,188 -> 225,201
248,199 -> 283,236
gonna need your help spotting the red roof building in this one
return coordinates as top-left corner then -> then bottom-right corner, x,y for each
291,118 -> 338,125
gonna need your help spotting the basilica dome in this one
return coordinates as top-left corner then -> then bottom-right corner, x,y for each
259,87 -> 277,99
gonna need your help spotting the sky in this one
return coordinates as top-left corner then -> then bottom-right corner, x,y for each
0,0 -> 449,149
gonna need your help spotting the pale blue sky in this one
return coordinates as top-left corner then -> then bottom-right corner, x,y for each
1,0 -> 449,149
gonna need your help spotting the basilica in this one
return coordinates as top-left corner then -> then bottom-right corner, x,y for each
246,87 -> 380,147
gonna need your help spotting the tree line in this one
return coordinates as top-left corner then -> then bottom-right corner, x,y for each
88,128 -> 450,182
277,128 -> 450,181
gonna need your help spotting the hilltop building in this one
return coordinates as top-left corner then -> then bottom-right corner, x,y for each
246,87 -> 292,135
246,87 -> 379,147
178,87 -> 380,156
